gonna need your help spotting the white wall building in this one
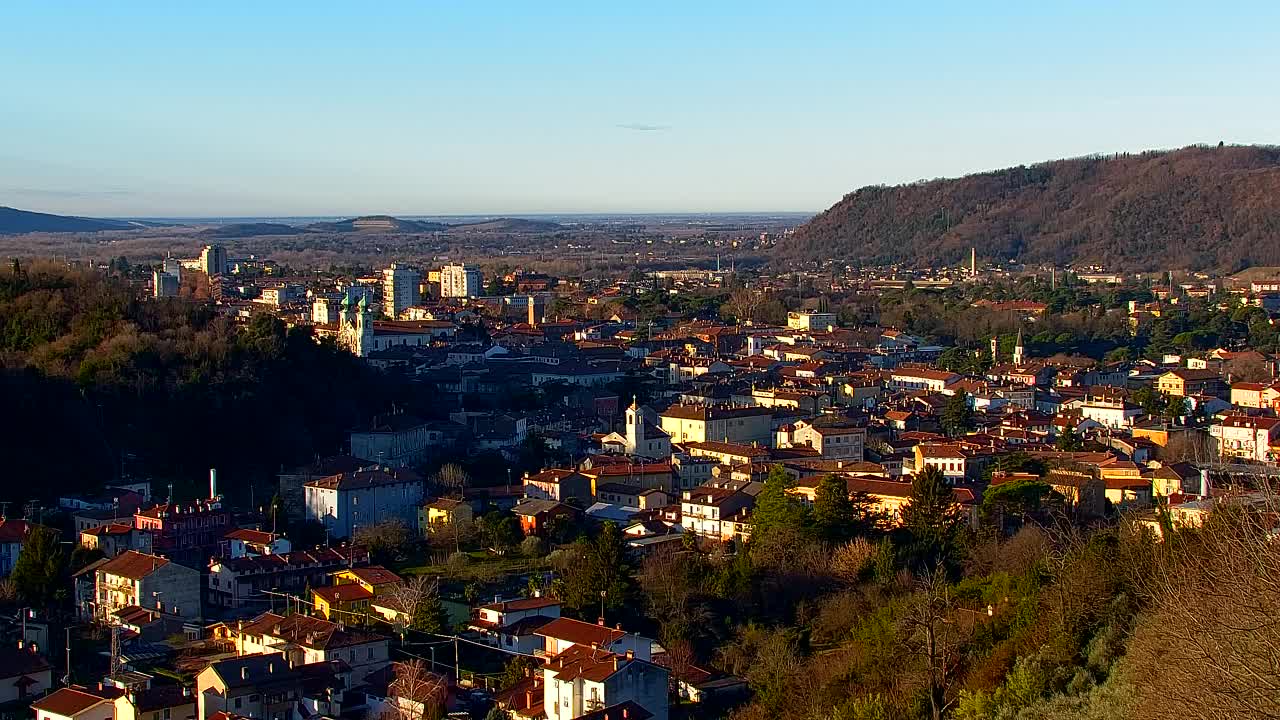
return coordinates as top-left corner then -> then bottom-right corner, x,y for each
440,263 -> 482,298
304,468 -> 425,539
381,263 -> 422,319
200,244 -> 228,276
787,311 -> 837,332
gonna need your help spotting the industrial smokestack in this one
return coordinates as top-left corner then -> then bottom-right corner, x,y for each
210,468 -> 218,499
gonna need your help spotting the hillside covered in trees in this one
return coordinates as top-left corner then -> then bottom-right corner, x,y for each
780,145 -> 1280,272
0,261 -> 421,508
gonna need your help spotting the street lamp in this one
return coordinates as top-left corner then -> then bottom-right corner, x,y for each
599,590 -> 607,623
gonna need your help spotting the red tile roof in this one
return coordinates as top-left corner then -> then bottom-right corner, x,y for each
99,550 -> 169,580
536,617 -> 626,648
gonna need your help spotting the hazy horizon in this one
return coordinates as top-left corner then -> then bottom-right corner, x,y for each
4,2 -> 1279,217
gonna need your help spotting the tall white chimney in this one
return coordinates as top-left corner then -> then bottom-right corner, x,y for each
210,468 -> 218,499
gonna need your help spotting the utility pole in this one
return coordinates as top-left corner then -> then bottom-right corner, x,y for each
64,626 -> 73,687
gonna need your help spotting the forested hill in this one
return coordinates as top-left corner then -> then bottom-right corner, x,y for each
780,145 -> 1280,272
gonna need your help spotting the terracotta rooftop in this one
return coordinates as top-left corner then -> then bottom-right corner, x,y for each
99,550 -> 169,580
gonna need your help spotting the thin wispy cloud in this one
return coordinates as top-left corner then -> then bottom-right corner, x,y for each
6,187 -> 135,199
617,123 -> 672,132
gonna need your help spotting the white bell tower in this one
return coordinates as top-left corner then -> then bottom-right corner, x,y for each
625,396 -> 643,455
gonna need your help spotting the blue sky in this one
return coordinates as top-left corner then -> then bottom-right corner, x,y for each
2,2 -> 1278,217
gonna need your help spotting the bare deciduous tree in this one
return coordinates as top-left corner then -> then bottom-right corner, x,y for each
385,660 -> 448,720
1127,497 -> 1280,720
431,463 -> 470,494
900,569 -> 969,720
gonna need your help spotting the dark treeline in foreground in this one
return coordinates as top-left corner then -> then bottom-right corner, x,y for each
1,261 -> 422,506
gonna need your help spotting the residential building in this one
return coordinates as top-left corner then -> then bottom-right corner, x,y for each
152,267 -> 179,298
113,684 -> 197,720
595,484 -> 669,510
304,467 -> 425,539
1209,415 -> 1280,463
228,612 -> 390,684
511,500 -> 578,536
0,519 -> 39,576
1073,394 -> 1139,431
522,469 -> 594,503
1045,469 -> 1107,519
33,687 -> 118,720
311,566 -> 402,621
541,645 -> 668,720
419,498 -> 475,533
200,244 -> 228,276
1230,381 -> 1280,408
535,617 -> 652,660
914,443 -> 976,483
1155,368 -> 1225,398
133,497 -> 232,568
680,487 -> 753,541
440,263 -> 482,298
79,523 -> 154,557
659,404 -> 774,446
349,415 -> 444,466
787,420 -> 865,460
195,655 -> 312,720
786,311 -> 837,332
95,550 -> 202,623
382,263 -> 422,318
468,596 -> 562,654
207,546 -> 369,611
888,368 -> 959,392
220,529 -> 291,559
0,643 -> 52,705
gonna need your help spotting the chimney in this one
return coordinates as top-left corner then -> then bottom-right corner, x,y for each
526,690 -> 533,707
210,468 -> 218,499
615,623 -> 622,630
268,661 -> 274,674
241,667 -> 248,681
597,618 -> 605,626
625,649 -> 634,660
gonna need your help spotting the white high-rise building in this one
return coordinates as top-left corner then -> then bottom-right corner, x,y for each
200,244 -> 228,276
440,263 -> 482,298
381,263 -> 422,319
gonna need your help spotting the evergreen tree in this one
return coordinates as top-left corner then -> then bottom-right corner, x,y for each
561,521 -> 636,619
942,389 -> 973,437
751,465 -> 808,541
1055,427 -> 1084,451
812,474 -> 856,543
414,588 -> 451,633
11,525 -> 65,606
900,466 -> 959,569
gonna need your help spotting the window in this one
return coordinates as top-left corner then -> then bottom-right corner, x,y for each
234,699 -> 242,709
164,710 -> 171,720
367,647 -> 374,659
249,695 -> 260,703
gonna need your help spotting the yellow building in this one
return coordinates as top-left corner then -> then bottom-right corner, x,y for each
311,565 -> 402,621
419,498 -> 474,535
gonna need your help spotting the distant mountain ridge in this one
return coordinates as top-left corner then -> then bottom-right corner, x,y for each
448,217 -> 562,233
779,145 -> 1280,272
0,206 -> 138,234
305,215 -> 449,233
198,222 -> 305,238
